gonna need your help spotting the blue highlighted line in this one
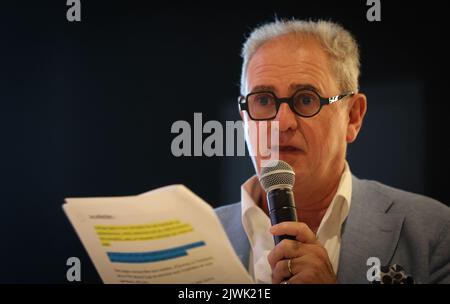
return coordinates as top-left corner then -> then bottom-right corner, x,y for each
106,241 -> 206,263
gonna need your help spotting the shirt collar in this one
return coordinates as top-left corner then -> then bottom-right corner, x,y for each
336,160 -> 352,208
240,161 -> 352,232
316,161 -> 352,237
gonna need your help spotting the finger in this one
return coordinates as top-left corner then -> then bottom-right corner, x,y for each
285,256 -> 336,284
270,222 -> 318,244
267,239 -> 299,269
272,254 -> 322,284
272,259 -> 291,284
267,239 -> 316,269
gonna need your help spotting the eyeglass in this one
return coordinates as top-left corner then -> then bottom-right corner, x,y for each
238,89 -> 354,120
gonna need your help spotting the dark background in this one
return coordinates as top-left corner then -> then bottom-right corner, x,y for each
1,1 -> 448,283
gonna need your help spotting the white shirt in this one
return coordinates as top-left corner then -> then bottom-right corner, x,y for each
241,162 -> 352,284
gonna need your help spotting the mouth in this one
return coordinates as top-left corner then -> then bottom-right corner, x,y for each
272,145 -> 304,154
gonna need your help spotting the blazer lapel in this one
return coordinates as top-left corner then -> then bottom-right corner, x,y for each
337,176 -> 405,283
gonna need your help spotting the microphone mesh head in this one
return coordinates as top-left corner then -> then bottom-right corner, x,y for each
259,160 -> 295,192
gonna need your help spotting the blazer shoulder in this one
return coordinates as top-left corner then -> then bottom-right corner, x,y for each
356,177 -> 450,229
364,178 -> 448,211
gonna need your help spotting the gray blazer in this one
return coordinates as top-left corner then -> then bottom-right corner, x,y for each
215,175 -> 450,284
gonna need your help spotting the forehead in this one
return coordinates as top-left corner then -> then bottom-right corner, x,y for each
246,34 -> 334,94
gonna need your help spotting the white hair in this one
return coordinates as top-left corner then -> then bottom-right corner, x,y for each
240,19 -> 361,95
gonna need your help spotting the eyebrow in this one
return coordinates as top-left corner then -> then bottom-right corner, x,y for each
250,83 -> 321,95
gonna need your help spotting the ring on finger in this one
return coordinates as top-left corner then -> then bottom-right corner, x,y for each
288,258 -> 294,276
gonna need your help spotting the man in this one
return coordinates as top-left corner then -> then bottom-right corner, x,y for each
216,20 -> 450,284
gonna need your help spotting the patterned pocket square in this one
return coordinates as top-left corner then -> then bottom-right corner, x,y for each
371,264 -> 415,284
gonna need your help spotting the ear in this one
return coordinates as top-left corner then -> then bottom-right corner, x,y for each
346,93 -> 367,143
238,96 -> 245,120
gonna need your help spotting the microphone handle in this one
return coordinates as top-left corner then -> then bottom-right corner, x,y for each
267,188 -> 298,245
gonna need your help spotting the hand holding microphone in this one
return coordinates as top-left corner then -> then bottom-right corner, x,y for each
259,160 -> 336,284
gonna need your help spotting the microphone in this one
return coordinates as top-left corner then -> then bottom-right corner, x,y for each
259,160 -> 298,245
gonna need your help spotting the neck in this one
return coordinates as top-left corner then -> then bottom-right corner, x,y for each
260,163 -> 345,234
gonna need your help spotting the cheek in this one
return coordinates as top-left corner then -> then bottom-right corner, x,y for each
303,117 -> 343,159
302,122 -> 323,156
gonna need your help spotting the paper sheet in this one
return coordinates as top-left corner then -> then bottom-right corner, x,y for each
63,185 -> 254,284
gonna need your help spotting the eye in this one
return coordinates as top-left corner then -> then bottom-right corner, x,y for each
294,91 -> 318,107
300,96 -> 313,105
255,94 -> 272,106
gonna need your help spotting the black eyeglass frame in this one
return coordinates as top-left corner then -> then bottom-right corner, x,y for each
238,90 -> 355,120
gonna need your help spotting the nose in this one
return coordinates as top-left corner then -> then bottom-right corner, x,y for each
275,102 -> 298,132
